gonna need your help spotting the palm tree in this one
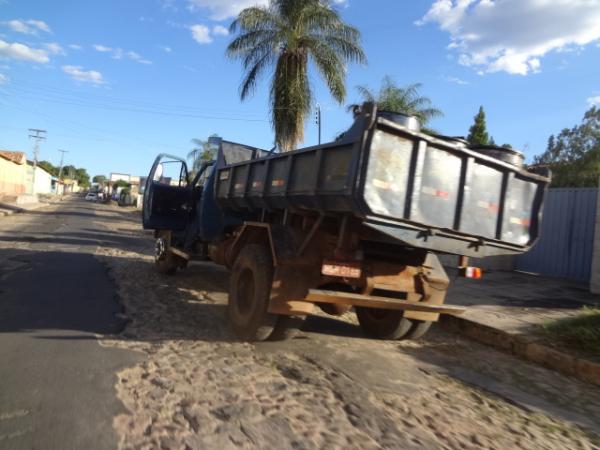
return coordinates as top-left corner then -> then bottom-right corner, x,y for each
350,76 -> 443,131
188,137 -> 215,171
227,0 -> 366,151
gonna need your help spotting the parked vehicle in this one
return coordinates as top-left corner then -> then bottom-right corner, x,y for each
143,103 -> 551,341
85,192 -> 98,201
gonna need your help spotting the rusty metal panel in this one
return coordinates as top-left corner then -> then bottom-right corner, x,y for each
515,188 -> 597,283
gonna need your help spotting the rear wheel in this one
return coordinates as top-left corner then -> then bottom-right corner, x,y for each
355,307 -> 432,340
228,245 -> 278,341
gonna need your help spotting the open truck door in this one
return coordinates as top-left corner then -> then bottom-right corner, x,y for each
143,154 -> 191,231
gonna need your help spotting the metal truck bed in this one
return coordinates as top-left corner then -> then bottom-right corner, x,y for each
215,106 -> 550,258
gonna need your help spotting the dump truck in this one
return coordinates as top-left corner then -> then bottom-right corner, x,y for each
142,103 -> 550,341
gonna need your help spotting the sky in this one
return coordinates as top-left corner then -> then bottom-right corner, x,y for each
1,0 -> 599,178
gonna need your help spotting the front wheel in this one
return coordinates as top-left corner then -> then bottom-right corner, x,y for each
155,231 -> 187,275
228,244 -> 278,341
355,307 -> 432,340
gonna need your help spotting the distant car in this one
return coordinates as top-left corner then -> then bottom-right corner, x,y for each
85,192 -> 98,201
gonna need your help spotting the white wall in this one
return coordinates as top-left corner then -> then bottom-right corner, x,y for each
33,166 -> 53,194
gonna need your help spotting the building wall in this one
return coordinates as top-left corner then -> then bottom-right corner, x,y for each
589,186 -> 600,293
33,166 -> 53,194
0,156 -> 27,196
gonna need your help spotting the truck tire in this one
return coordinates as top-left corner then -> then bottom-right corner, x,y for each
155,231 -> 187,275
356,307 -> 432,340
228,244 -> 279,341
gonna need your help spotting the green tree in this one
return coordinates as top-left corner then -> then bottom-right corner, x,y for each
38,160 -> 59,177
74,168 -> 90,188
467,106 -> 490,146
188,134 -> 219,171
93,175 -> 107,184
349,77 -> 443,131
533,106 -> 600,187
113,179 -> 131,189
226,0 -> 366,151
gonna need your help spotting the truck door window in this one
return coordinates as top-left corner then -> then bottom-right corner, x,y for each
153,160 -> 188,187
194,162 -> 214,188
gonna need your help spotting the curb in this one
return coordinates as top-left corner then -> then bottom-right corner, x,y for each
0,202 -> 49,217
440,314 -> 600,387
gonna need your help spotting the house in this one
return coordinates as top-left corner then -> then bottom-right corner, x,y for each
25,161 -> 53,195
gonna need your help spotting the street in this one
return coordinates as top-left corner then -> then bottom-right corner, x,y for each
1,197 -> 599,449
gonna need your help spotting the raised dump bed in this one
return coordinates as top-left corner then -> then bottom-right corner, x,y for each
215,105 -> 550,258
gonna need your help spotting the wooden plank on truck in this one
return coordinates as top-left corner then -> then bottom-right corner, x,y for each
305,289 -> 465,317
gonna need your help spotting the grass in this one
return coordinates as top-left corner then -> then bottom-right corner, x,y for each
542,307 -> 600,357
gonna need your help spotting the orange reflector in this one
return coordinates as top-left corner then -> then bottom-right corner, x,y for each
459,266 -> 482,279
321,260 -> 362,279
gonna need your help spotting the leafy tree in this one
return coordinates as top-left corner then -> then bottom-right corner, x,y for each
113,179 -> 131,189
227,0 -> 366,151
74,168 -> 90,188
349,77 -> 443,130
467,106 -> 490,146
93,175 -> 107,184
533,106 -> 600,187
37,160 -> 59,177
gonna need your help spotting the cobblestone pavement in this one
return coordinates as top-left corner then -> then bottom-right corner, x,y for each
92,202 -> 600,450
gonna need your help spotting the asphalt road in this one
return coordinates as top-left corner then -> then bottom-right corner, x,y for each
0,197 -> 142,450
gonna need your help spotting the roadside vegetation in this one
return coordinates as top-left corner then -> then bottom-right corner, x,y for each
226,0 -> 365,151
348,76 -> 442,133
542,307 -> 600,358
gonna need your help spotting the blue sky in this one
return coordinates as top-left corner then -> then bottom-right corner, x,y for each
1,0 -> 599,178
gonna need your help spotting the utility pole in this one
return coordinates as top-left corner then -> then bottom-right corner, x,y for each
57,149 -> 68,179
315,104 -> 322,145
57,149 -> 69,196
28,129 -> 46,193
28,129 -> 46,168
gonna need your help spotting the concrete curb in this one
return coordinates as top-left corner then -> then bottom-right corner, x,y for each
0,202 -> 50,217
440,314 -> 600,387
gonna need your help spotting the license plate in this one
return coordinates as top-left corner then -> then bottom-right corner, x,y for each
321,260 -> 362,279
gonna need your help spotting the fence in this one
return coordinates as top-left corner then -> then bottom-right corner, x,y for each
515,188 -> 598,283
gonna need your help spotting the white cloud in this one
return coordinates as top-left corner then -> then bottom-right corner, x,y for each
190,23 -> 232,45
94,44 -> 151,64
444,76 -> 469,85
93,44 -> 112,52
0,73 -> 8,84
186,0 -> 269,20
588,95 -> 600,107
159,45 -> 172,53
212,25 -> 229,36
69,44 -> 82,50
0,39 -> 49,63
4,19 -> 51,35
417,0 -> 600,76
62,65 -> 105,84
43,42 -> 65,55
127,50 -> 152,64
190,24 -> 212,44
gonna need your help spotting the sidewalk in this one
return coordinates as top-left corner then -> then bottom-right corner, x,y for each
0,198 -> 52,217
442,270 -> 600,385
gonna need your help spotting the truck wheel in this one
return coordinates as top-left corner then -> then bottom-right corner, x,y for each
268,315 -> 306,341
228,244 -> 278,341
356,307 -> 432,340
155,231 -> 186,275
